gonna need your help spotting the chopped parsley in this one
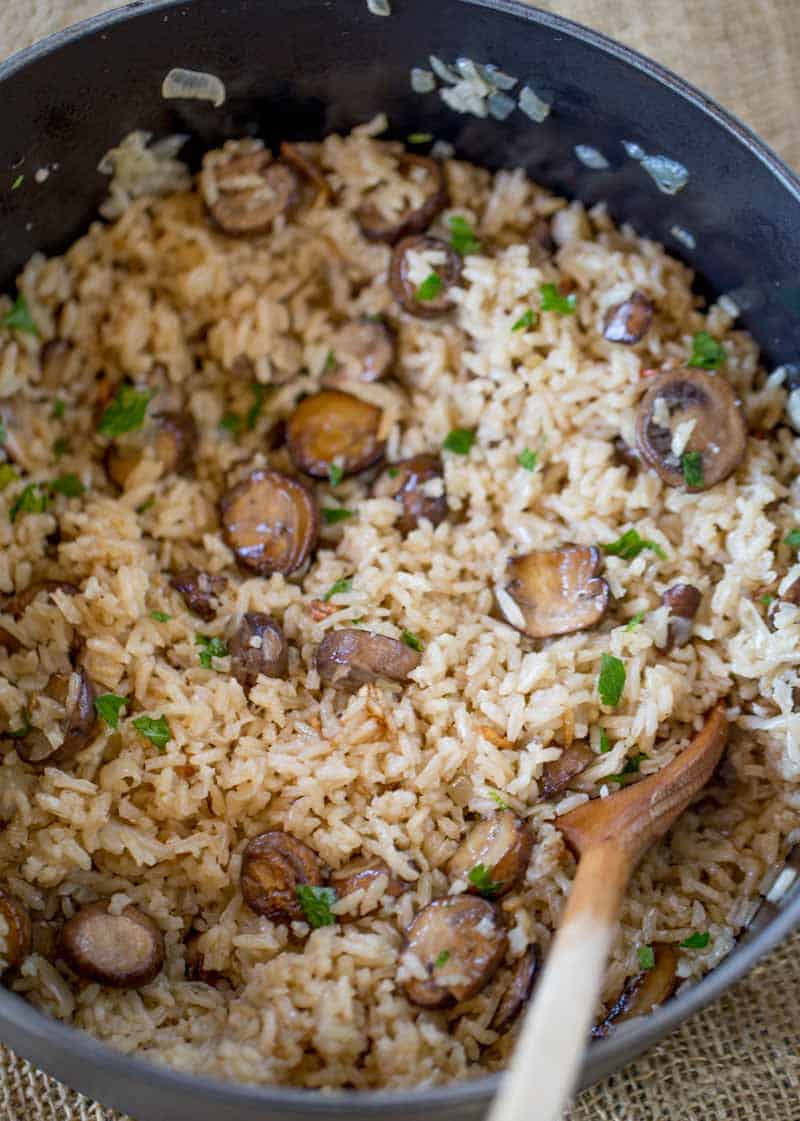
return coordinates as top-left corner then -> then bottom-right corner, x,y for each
219,412 -> 243,438
688,331 -> 726,370
94,693 -> 128,730
296,884 -> 337,928
598,653 -> 626,707
598,728 -> 611,754
322,507 -> 353,525
52,399 -> 65,419
681,450 -> 704,489
448,215 -> 482,256
49,473 -> 85,498
387,466 -> 400,478
468,863 -> 504,896
150,610 -> 171,623
401,629 -> 423,652
9,483 -> 48,522
442,428 -> 475,455
98,384 -> 153,438
328,462 -> 344,487
6,710 -> 32,738
0,464 -> 19,490
408,132 -> 434,144
415,272 -> 443,302
609,753 -> 648,785
517,448 -> 538,471
11,175 -> 23,191
511,308 -> 536,332
637,944 -> 655,970
323,577 -> 353,602
246,382 -> 267,430
323,349 -> 337,374
540,283 -> 576,316
0,418 -> 5,444
602,528 -> 666,561
137,496 -> 155,514
784,529 -> 800,550
680,931 -> 710,949
625,612 -> 645,631
1,294 -> 38,336
433,949 -> 450,968
760,594 -> 775,607
485,788 -> 509,810
132,714 -> 171,751
196,633 -> 229,669
52,437 -> 68,459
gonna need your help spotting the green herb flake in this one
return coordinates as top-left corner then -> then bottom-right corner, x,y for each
540,283 -> 576,316
433,949 -> 450,968
94,693 -> 128,730
760,594 -> 775,607
681,450 -> 704,489
132,713 -> 172,751
609,753 -> 648,785
52,400 -> 65,419
11,175 -> 23,191
196,633 -> 229,670
219,411 -> 243,438
0,464 -> 19,490
602,528 -> 666,561
442,427 -> 475,455
625,611 -> 645,631
408,132 -> 434,144
511,308 -> 536,332
49,473 -> 85,498
688,331 -> 726,370
448,214 -> 482,256
296,884 -> 337,928
98,384 -> 153,438
680,931 -> 711,949
150,610 -> 171,623
322,506 -> 353,525
387,466 -> 400,478
517,448 -> 538,471
485,788 -> 509,810
246,382 -> 267,430
52,437 -> 68,459
637,944 -> 655,970
323,577 -> 353,603
0,418 -> 5,445
598,728 -> 611,754
9,483 -> 48,523
328,462 -> 344,487
1,294 -> 38,336
401,629 -> 423,652
416,272 -> 443,302
598,653 -> 626,707
136,496 -> 156,514
6,710 -> 32,738
467,863 -> 504,897
784,529 -> 800,550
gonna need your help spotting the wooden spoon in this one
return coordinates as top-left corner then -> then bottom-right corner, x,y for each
488,702 -> 728,1121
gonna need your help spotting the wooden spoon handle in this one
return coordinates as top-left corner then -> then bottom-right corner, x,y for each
488,844 -> 630,1121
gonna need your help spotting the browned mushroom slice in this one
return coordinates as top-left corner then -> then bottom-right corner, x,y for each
279,141 -> 330,207
402,896 -> 507,1008
19,669 -> 97,766
634,368 -> 747,491
528,218 -> 555,263
592,942 -> 678,1038
200,140 -> 298,236
782,578 -> 800,606
389,235 -> 462,318
357,154 -> 448,245
316,629 -> 420,689
602,291 -> 654,345
220,469 -> 319,576
105,412 -> 196,489
500,547 -> 610,639
169,568 -> 227,622
0,580 -> 79,653
323,318 -> 396,386
40,338 -> 73,392
540,742 -> 596,799
286,390 -> 385,478
373,454 -> 448,534
59,902 -> 165,988
612,436 -> 640,471
184,933 -> 227,987
661,582 -> 702,651
229,612 -> 288,688
0,888 -> 32,972
330,857 -> 408,919
492,946 -> 539,1032
447,811 -> 533,897
240,830 -> 327,923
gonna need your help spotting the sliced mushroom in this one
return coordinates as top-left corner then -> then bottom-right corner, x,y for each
660,582 -> 702,651
0,888 -> 32,972
200,139 -> 298,236
491,946 -> 539,1032
316,629 -> 420,689
357,154 -> 447,244
593,942 -> 678,1038
402,896 -> 507,1008
59,902 -> 165,988
229,612 -> 288,687
240,830 -> 327,923
220,469 -> 319,576
447,811 -> 533,897
782,578 -> 800,606
279,141 -> 330,207
612,436 -> 640,471
373,454 -> 448,534
540,742 -> 596,799
330,857 -> 408,919
322,318 -> 396,386
634,368 -> 747,491
19,668 -> 97,766
105,412 -> 196,489
500,547 -> 610,639
389,235 -> 462,318
184,933 -> 227,987
528,218 -> 555,263
602,291 -> 654,345
170,568 -> 228,622
0,580 -> 79,653
286,390 -> 385,478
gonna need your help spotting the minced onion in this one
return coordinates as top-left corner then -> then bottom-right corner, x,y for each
518,85 -> 551,123
641,154 -> 689,195
622,140 -> 646,160
482,63 -> 517,91
670,225 -> 696,249
366,0 -> 391,13
429,55 -> 460,84
488,92 -> 516,121
161,68 -> 226,107
441,82 -> 489,117
410,67 -> 435,93
574,145 -> 609,170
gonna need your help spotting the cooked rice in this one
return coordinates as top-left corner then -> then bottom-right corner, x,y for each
0,122 -> 798,1090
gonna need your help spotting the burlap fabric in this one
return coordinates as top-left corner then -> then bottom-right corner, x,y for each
0,2 -> 798,1119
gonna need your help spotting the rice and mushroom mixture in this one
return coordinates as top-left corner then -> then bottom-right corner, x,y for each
0,118 -> 798,1089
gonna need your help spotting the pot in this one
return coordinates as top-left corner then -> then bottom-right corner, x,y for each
0,2 -> 798,1118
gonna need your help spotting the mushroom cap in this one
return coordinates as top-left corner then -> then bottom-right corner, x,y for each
240,830 -> 327,923
593,942 -> 678,1037
229,612 -> 288,687
492,946 -> 540,1033
540,742 -> 596,800
374,454 -> 448,534
357,153 -> 448,245
602,290 -> 653,345
323,318 -> 396,386
286,389 -> 385,478
315,629 -> 421,689
59,903 -> 164,989
500,546 -> 609,639
0,888 -> 32,972
19,668 -> 97,767
389,235 -> 462,318
201,141 -> 298,236
447,811 -> 534,896
220,469 -> 319,576
170,568 -> 227,621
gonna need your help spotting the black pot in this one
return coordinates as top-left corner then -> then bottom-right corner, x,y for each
0,2 -> 798,1119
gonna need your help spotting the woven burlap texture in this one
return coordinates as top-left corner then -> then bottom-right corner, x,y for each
1,2 -> 799,1119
